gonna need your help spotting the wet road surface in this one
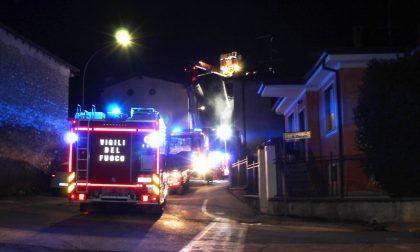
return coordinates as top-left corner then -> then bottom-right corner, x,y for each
0,179 -> 419,251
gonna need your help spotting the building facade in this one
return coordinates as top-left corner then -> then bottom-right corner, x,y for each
232,78 -> 283,159
259,50 -> 400,196
0,25 -> 77,170
100,75 -> 188,130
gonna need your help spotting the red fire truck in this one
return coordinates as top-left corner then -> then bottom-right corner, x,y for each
65,106 -> 168,213
166,128 -> 211,193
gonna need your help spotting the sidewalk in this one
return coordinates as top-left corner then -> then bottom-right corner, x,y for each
228,185 -> 420,233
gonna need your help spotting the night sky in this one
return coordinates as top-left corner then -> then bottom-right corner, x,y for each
1,0 -> 419,111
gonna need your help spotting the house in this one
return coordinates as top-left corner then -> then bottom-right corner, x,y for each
259,49 -> 401,197
100,75 -> 189,129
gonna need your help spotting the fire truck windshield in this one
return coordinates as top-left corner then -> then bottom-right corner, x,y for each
135,133 -> 157,172
169,136 -> 202,155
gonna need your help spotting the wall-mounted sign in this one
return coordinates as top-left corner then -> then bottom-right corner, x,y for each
98,138 -> 126,162
283,131 -> 311,140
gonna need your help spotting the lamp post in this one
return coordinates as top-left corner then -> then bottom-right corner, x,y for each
81,28 -> 133,110
216,124 -> 232,154
217,124 -> 232,181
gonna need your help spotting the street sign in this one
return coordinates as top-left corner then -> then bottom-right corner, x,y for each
283,131 -> 311,140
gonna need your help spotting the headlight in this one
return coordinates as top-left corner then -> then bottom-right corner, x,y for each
170,170 -> 182,179
192,155 -> 210,175
144,132 -> 164,148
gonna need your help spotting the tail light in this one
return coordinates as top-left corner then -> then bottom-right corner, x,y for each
78,193 -> 86,201
69,193 -> 86,201
141,195 -> 149,202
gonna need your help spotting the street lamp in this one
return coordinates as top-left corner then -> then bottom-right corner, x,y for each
81,28 -> 133,110
115,28 -> 132,47
217,124 -> 232,179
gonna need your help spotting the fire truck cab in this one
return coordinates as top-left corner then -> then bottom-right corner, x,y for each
166,128 -> 211,193
66,105 -> 167,213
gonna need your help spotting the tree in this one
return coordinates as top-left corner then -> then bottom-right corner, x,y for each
354,54 -> 420,196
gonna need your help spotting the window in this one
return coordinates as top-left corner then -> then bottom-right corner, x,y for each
126,89 -> 134,96
149,88 -> 156,95
287,113 -> 294,132
298,110 -> 305,131
324,85 -> 336,132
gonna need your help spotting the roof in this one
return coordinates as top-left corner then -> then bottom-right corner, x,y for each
0,23 -> 79,73
259,47 -> 403,114
101,73 -> 185,89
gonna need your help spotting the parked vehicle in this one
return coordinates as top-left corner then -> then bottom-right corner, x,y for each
49,161 -> 68,195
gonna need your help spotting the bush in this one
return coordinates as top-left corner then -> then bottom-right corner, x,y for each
354,54 -> 420,196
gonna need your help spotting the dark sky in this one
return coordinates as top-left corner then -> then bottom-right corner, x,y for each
1,0 -> 419,111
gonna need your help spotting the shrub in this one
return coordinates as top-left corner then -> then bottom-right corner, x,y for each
354,54 -> 420,196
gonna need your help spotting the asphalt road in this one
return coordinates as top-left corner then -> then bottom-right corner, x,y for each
0,180 -> 419,252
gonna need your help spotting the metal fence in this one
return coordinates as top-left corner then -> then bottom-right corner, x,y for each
231,157 -> 259,194
277,156 -> 383,198
230,154 -> 382,198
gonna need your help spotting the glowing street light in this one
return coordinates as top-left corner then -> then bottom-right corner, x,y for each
216,124 -> 232,141
217,124 -> 232,175
216,124 -> 232,153
114,28 -> 132,47
82,27 -> 133,110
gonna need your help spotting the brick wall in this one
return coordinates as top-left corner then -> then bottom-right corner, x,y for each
0,27 -> 72,169
340,68 -> 365,156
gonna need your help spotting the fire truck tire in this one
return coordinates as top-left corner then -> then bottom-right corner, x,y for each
148,205 -> 163,216
176,186 -> 183,195
79,203 -> 88,213
184,179 -> 190,190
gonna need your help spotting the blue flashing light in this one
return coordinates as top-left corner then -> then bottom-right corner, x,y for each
64,131 -> 78,144
111,107 -> 121,114
106,103 -> 122,114
172,127 -> 182,133
193,128 -> 202,132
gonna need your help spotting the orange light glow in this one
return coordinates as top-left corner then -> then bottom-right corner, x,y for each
78,193 -> 86,201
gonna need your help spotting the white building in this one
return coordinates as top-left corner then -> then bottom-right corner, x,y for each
100,75 -> 189,129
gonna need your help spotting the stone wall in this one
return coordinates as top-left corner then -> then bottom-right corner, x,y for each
0,27 -> 73,170
268,198 -> 420,223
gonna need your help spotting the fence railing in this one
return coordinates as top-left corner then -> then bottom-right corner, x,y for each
276,156 -> 383,198
231,157 -> 259,194
230,155 -> 382,198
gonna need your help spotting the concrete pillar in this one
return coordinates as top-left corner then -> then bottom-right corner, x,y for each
257,147 -> 267,213
265,145 -> 277,200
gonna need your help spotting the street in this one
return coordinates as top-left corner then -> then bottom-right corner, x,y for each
0,180 -> 419,252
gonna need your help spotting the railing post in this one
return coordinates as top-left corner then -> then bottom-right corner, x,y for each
245,158 -> 249,188
237,159 -> 240,186
254,162 -> 258,193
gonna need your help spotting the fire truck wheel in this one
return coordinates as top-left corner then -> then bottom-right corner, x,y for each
176,186 -> 183,195
148,205 -> 163,216
184,180 -> 190,191
79,203 -> 88,213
